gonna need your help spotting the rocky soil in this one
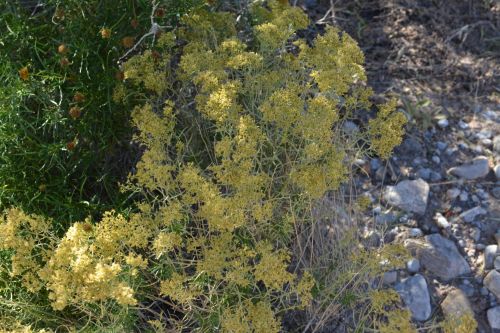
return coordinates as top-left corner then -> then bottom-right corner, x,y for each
298,0 -> 500,331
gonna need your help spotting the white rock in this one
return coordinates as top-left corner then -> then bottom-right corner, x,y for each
395,274 -> 431,321
383,179 -> 429,215
447,156 -> 490,180
434,212 -> 450,229
437,118 -> 449,128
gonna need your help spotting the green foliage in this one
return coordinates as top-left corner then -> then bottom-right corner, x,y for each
0,0 -> 199,331
0,0 -> 200,223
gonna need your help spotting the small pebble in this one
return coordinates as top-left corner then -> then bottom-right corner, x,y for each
437,118 -> 449,128
458,120 -> 469,129
434,212 -> 450,229
409,228 -> 424,238
447,188 -> 461,200
436,141 -> 448,150
406,259 -> 420,274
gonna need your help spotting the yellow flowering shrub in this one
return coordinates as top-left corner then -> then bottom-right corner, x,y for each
0,1 -> 408,331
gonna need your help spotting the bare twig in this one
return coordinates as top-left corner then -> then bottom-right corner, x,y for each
118,1 -> 172,64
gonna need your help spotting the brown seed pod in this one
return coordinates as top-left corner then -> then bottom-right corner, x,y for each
115,71 -> 125,81
82,223 -> 93,232
60,57 -> 70,67
38,184 -> 46,192
155,8 -> 165,18
19,67 -> 29,81
121,36 -> 135,48
57,44 -> 68,54
151,50 -> 161,62
54,8 -> 65,20
73,92 -> 85,103
100,28 -> 111,39
66,140 -> 76,151
130,18 -> 139,29
69,106 -> 81,119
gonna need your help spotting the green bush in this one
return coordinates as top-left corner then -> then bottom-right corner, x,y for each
0,0 -> 201,223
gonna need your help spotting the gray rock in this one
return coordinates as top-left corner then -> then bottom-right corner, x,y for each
362,229 -> 381,248
395,274 -> 431,321
492,187 -> 500,199
470,227 -> 481,242
494,135 -> 500,154
494,257 -> 500,271
375,212 -> 397,225
441,289 -> 474,320
405,234 -> 471,281
459,283 -> 476,297
437,141 -> 448,151
495,165 -> 500,180
447,188 -> 461,200
487,306 -> 500,331
417,168 -> 432,180
484,270 -> 500,300
382,271 -> 398,285
383,179 -> 429,215
485,245 -> 500,269
482,138 -> 493,146
370,158 -> 381,171
476,129 -> 493,140
459,206 -> 487,223
458,120 -> 469,129
407,259 -> 420,273
448,156 -> 490,180
343,121 -> 360,136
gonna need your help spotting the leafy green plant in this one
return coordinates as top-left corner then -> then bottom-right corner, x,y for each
0,0 -> 201,224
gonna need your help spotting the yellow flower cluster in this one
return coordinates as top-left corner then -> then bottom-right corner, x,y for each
253,0 -> 309,51
38,210 -> 153,310
123,50 -> 170,95
369,99 -> 407,159
0,208 -> 52,292
221,300 -> 280,333
1,209 -> 152,311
